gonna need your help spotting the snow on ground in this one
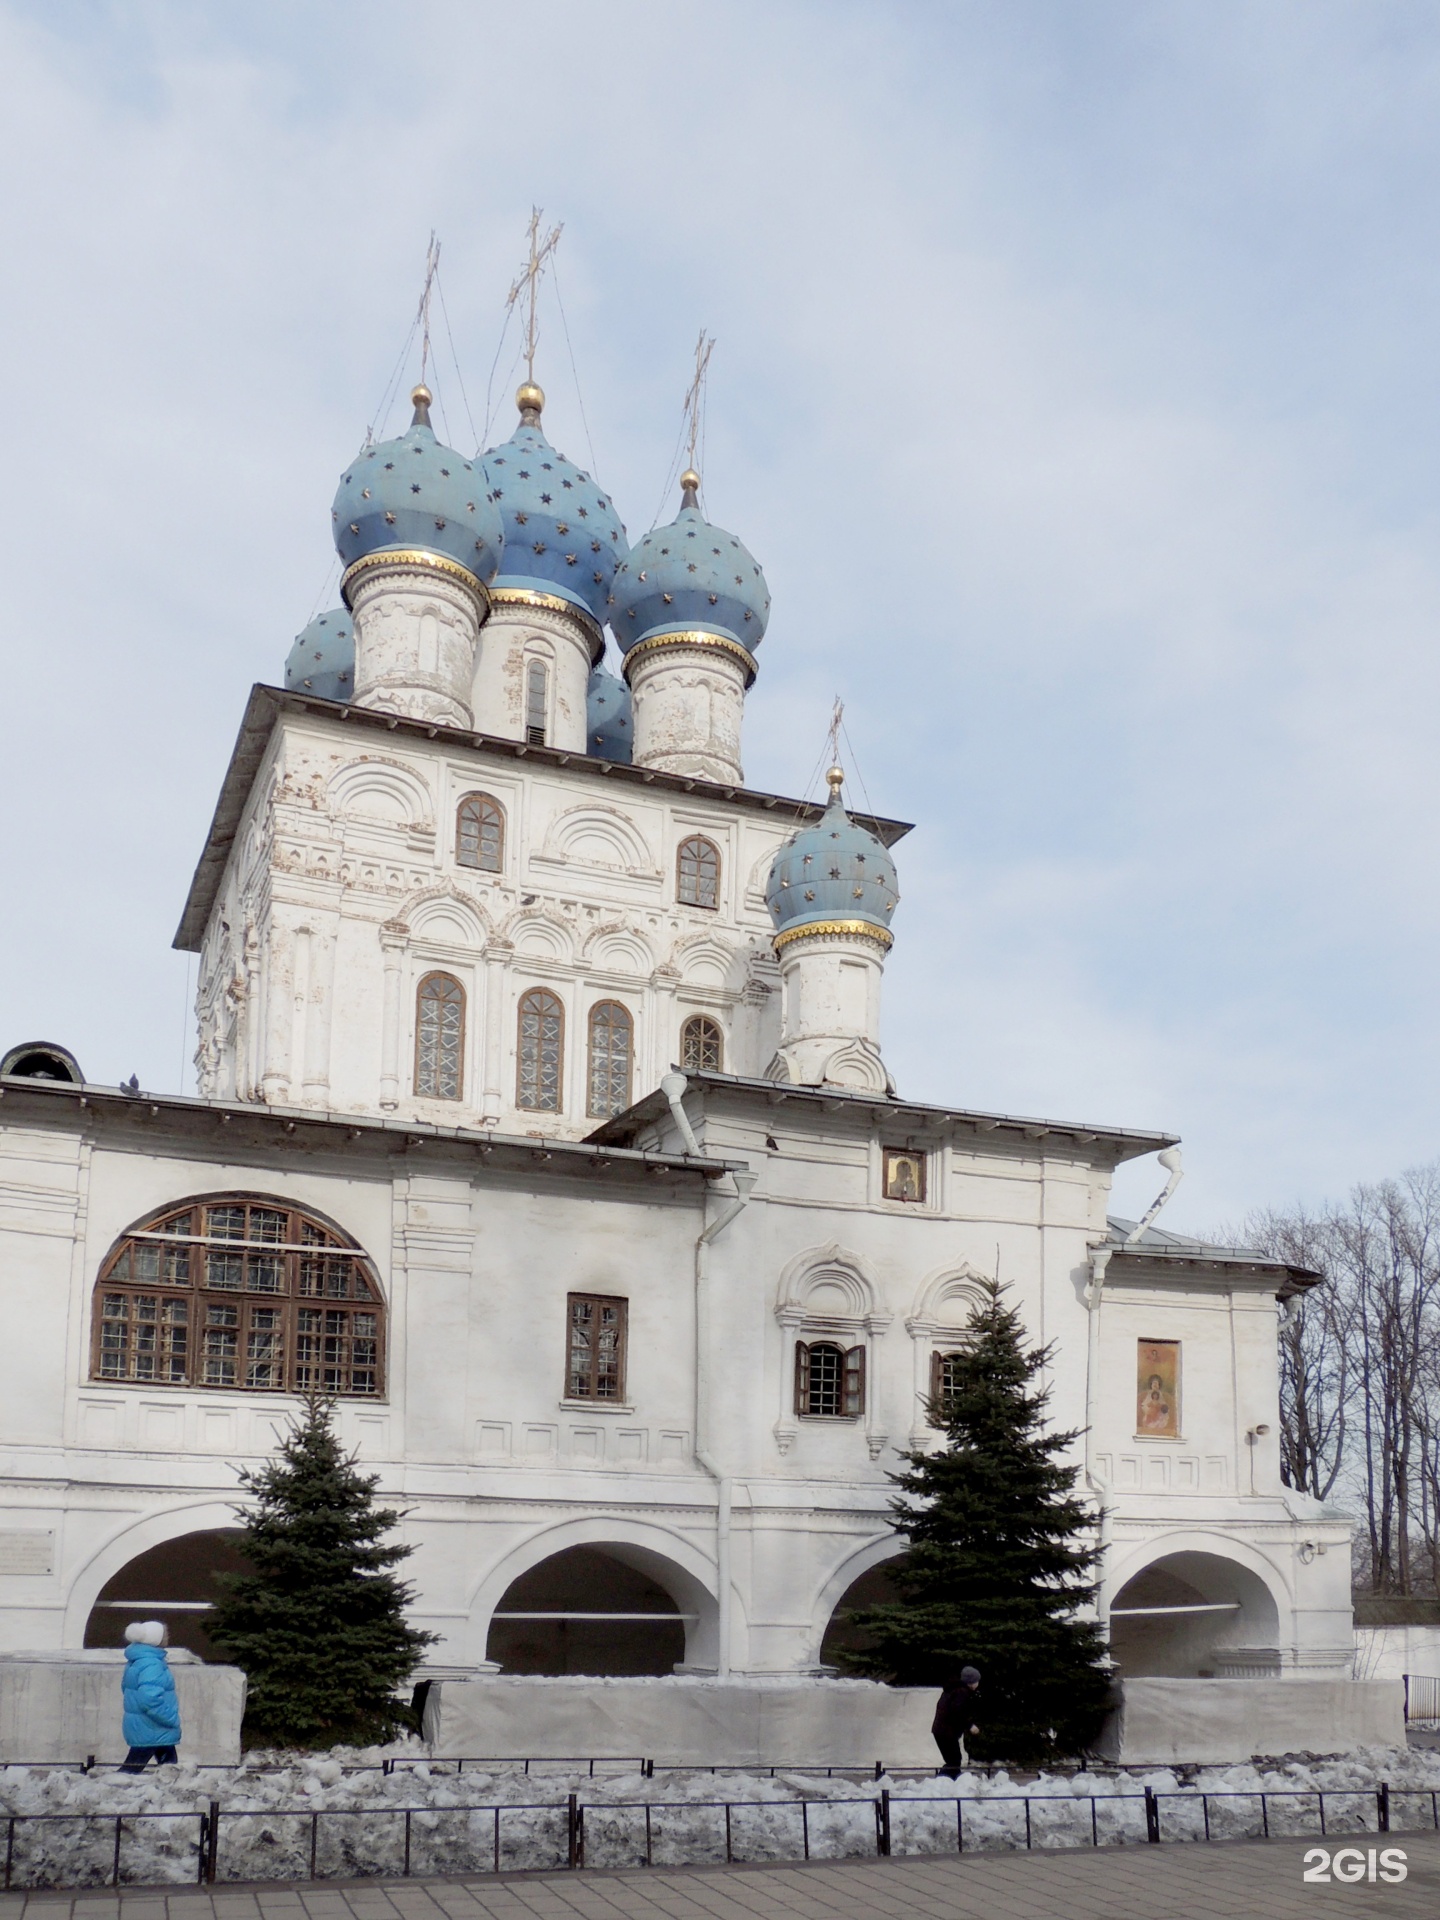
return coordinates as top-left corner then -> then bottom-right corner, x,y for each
1,1744 -> 1437,1887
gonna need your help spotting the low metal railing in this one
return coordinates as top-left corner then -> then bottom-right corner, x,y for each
0,1779 -> 1433,1891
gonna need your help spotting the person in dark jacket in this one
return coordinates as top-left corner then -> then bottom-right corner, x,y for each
118,1621 -> 182,1772
932,1665 -> 981,1777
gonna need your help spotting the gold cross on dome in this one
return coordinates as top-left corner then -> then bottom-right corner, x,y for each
506,207 -> 564,386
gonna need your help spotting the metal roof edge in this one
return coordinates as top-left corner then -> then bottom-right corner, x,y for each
0,1075 -> 736,1180
586,1071 -> 1178,1162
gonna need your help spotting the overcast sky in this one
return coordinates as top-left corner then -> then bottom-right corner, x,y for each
3,0 -> 1440,1231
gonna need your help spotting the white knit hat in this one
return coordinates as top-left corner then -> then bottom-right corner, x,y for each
123,1621 -> 166,1646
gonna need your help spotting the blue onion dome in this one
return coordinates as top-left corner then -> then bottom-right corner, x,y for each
765,768 -> 899,947
586,661 -> 633,763
611,469 -> 770,662
284,608 -> 354,702
332,385 -> 503,592
482,384 -> 627,637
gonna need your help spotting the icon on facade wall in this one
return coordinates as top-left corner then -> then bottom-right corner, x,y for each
1136,1338 -> 1180,1438
882,1149 -> 926,1203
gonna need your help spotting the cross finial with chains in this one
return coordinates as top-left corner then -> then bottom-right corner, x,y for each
679,330 -> 715,504
506,207 -> 563,390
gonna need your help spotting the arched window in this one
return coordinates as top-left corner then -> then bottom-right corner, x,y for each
588,1002 -> 634,1118
795,1340 -> 865,1418
518,987 -> 564,1111
456,793 -> 504,872
677,835 -> 720,909
525,658 -> 549,745
680,1015 -> 723,1074
92,1196 -> 384,1398
415,972 -> 465,1099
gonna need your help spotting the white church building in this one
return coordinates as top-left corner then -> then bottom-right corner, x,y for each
0,354 -> 1361,1734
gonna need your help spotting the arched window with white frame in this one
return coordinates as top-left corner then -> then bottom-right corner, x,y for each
587,1001 -> 634,1118
680,1014 -> 723,1074
677,835 -> 720,909
415,971 -> 465,1100
517,987 -> 565,1111
456,792 -> 505,872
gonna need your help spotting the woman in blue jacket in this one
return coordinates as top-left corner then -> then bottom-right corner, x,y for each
119,1621 -> 182,1771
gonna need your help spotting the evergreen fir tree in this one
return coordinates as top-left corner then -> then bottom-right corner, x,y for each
841,1279 -> 1111,1763
210,1394 -> 436,1748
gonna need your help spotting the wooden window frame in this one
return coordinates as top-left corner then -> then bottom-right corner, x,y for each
795,1339 -> 865,1418
415,970 -> 466,1101
566,1292 -> 628,1402
90,1195 -> 385,1398
587,1000 -> 634,1119
930,1348 -> 965,1410
517,986 -> 565,1112
524,657 -> 549,746
680,1014 -> 723,1074
676,835 -> 721,910
455,792 -> 505,873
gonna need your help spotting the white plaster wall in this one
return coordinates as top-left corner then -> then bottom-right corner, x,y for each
1354,1625 -> 1440,1682
198,713 -> 793,1136
0,1077 -> 1352,1683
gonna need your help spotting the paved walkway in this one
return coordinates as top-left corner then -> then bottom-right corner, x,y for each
4,1834 -> 1440,1920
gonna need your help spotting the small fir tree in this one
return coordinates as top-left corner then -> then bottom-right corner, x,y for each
210,1395 -> 436,1748
841,1280 -> 1111,1763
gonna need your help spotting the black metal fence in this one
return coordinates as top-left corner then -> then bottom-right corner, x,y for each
1,1780 -> 1435,1891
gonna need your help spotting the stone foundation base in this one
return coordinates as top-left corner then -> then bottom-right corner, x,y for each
0,1651 -> 246,1764
423,1675 -> 939,1767
1097,1676 -> 1405,1765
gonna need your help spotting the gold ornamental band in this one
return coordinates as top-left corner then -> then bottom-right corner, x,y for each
341,548 -> 490,613
622,629 -> 758,687
772,918 -> 894,954
491,586 -> 603,657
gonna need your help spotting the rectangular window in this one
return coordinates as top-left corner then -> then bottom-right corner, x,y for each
567,1293 -> 627,1401
930,1348 -> 965,1408
98,1293 -> 189,1383
525,659 -> 548,746
293,1304 -> 379,1396
795,1341 -> 865,1417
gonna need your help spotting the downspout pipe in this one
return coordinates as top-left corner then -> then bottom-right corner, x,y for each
1085,1245 -> 1114,1638
694,1158 -> 758,1678
664,1067 -> 759,1678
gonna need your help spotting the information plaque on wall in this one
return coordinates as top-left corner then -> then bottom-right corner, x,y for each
0,1531 -> 55,1576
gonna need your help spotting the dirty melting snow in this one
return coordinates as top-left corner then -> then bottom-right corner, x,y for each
2,1743 -> 1438,1886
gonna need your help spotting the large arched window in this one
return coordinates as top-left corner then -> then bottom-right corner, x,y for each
518,987 -> 564,1111
92,1196 -> 384,1398
676,835 -> 720,909
587,1002 -> 634,1118
680,1014 -> 723,1074
456,792 -> 504,872
415,971 -> 465,1100
525,658 -> 549,745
